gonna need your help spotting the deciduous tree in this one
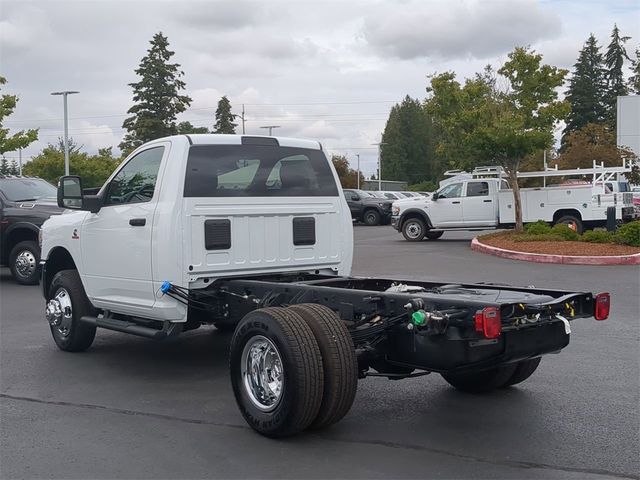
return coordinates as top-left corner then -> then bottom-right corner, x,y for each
331,154 -> 363,188
177,121 -> 209,134
119,32 -> 192,153
0,76 -> 38,155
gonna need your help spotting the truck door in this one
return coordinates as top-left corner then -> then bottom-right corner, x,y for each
462,181 -> 498,226
343,190 -> 361,218
81,145 -> 167,314
429,182 -> 464,227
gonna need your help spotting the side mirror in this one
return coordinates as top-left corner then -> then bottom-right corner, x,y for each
432,192 -> 439,200
351,195 -> 360,201
57,176 -> 102,213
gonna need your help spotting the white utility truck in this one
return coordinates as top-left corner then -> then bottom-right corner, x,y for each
392,164 -> 635,241
41,135 -> 610,437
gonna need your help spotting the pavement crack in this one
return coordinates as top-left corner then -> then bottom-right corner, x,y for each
2,393 -> 637,480
318,435 -> 639,480
0,392 -> 248,431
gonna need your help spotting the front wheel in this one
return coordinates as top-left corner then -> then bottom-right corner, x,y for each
9,240 -> 40,285
46,270 -> 97,352
230,307 -> 324,437
362,209 -> 381,226
402,218 -> 426,241
441,364 -> 517,393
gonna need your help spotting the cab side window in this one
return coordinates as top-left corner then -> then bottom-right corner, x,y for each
438,183 -> 462,199
466,182 -> 489,197
107,147 -> 164,205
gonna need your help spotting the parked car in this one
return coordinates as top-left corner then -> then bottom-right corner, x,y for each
371,191 -> 405,200
0,175 -> 63,284
343,189 -> 392,225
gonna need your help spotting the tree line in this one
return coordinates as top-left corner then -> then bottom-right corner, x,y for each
368,24 -> 638,197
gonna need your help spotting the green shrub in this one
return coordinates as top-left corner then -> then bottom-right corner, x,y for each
524,221 -> 552,235
581,230 -> 615,244
614,221 -> 640,247
512,233 -> 565,242
550,223 -> 581,241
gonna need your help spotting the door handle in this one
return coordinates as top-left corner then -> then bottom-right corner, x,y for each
129,218 -> 146,226
483,200 -> 492,203
452,201 -> 461,204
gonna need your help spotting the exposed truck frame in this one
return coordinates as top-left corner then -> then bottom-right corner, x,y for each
41,134 -> 611,438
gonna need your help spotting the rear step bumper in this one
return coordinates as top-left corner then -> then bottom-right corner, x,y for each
80,316 -> 182,339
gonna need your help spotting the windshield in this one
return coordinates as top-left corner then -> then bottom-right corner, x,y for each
353,189 -> 375,198
0,178 -> 57,201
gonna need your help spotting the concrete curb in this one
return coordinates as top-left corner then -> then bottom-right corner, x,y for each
471,238 -> 640,265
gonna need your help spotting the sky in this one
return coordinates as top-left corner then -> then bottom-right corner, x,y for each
1,0 -> 639,176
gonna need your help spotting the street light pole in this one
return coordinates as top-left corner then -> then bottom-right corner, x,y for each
372,142 -> 387,191
51,91 -> 79,176
260,125 -> 280,136
356,154 -> 360,189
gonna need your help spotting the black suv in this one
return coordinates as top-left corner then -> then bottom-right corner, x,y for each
343,189 -> 392,226
0,176 -> 63,284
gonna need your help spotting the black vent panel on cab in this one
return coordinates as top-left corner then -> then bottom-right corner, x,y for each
293,217 -> 316,246
204,219 -> 231,250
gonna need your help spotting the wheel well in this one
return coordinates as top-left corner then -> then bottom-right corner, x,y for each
43,247 -> 77,296
400,211 -> 430,229
4,228 -> 38,262
553,209 -> 582,223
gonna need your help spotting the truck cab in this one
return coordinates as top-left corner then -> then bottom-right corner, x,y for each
392,179 -> 503,240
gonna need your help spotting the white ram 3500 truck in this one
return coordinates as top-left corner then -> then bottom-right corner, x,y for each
391,172 -> 635,241
41,135 -> 610,437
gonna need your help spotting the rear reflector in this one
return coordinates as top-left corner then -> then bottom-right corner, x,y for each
594,292 -> 610,321
474,306 -> 501,339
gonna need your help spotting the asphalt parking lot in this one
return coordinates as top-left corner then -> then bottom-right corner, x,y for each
1,227 -> 638,479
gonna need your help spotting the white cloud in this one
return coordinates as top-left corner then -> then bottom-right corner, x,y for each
362,0 -> 562,60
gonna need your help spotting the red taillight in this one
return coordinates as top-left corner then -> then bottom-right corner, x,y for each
474,307 -> 502,339
594,292 -> 610,321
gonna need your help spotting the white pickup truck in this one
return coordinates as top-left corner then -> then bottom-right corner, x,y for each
41,135 -> 610,437
391,176 -> 635,241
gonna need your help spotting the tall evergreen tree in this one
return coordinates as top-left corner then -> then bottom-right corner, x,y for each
213,96 -> 237,134
380,96 -> 436,184
562,34 -> 606,141
603,24 -> 630,125
629,47 -> 640,94
0,157 -> 9,174
119,32 -> 192,153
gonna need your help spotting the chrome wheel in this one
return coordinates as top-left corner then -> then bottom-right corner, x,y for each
404,221 -> 423,240
14,250 -> 37,279
241,335 -> 284,412
46,288 -> 73,338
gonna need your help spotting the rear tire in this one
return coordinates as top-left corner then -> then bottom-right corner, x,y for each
47,270 -> 97,352
363,209 -> 381,226
402,218 -> 426,241
554,215 -> 583,234
287,304 -> 358,430
425,231 -> 444,240
441,364 -> 518,393
503,358 -> 541,387
230,307 -> 324,437
9,240 -> 40,285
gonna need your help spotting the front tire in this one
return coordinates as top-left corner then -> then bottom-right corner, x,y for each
441,364 -> 517,393
402,218 -> 426,241
230,307 -> 324,437
47,270 -> 97,352
9,240 -> 40,285
287,304 -> 358,430
363,209 -> 381,226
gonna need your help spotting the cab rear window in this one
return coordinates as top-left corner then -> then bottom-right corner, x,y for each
184,145 -> 339,197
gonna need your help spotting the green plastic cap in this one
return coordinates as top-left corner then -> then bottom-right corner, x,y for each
412,310 -> 426,326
